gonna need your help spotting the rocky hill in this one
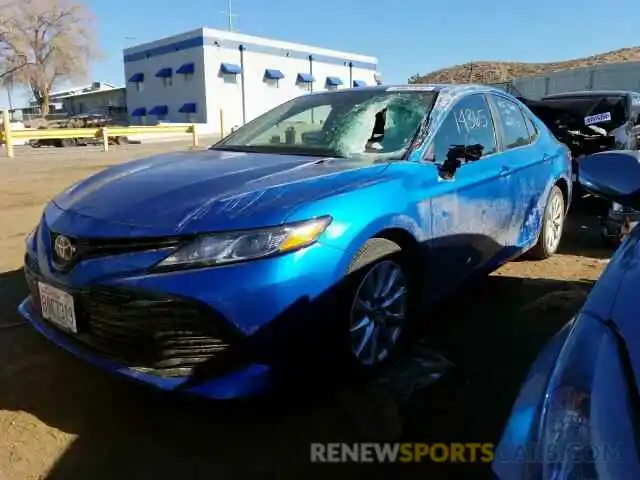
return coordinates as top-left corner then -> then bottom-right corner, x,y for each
409,47 -> 640,84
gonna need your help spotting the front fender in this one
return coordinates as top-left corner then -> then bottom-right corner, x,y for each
326,213 -> 426,278
284,170 -> 431,277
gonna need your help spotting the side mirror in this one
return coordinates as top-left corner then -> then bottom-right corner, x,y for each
579,150 -> 640,209
437,144 -> 483,179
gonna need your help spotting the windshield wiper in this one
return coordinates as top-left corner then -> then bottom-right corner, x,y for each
209,144 -> 345,158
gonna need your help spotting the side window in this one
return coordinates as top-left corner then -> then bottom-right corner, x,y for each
522,112 -> 539,142
493,96 -> 531,149
429,94 -> 497,163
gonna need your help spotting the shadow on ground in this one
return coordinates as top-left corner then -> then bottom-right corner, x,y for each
557,199 -> 613,260
0,264 -> 593,479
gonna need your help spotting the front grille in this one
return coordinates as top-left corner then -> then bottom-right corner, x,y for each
24,261 -> 236,378
48,229 -> 187,271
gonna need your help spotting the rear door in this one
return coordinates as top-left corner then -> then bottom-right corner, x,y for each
488,94 -> 553,248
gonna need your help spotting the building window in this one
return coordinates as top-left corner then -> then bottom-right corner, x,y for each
177,62 -> 195,82
222,75 -> 238,85
179,103 -> 197,123
128,73 -> 145,92
162,77 -> 173,87
264,69 -> 284,88
220,63 -> 241,84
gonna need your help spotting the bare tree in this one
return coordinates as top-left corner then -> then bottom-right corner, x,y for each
0,0 -> 99,116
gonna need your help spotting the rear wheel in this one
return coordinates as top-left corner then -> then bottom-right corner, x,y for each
340,239 -> 413,372
529,185 -> 565,259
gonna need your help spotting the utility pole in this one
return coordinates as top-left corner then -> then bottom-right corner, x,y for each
220,0 -> 238,32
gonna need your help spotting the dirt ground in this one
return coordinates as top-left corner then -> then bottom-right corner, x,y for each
0,144 -> 612,479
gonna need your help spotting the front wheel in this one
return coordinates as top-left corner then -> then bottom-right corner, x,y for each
340,238 -> 414,373
529,185 -> 565,260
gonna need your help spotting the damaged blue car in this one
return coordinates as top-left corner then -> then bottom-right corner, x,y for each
20,84 -> 572,399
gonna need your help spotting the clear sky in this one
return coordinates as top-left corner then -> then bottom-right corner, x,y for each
3,0 -> 640,108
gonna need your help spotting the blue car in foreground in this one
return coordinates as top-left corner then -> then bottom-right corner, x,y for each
21,84 -> 571,399
493,151 -> 640,479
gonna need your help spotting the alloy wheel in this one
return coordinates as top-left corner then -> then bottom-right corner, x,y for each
545,192 -> 564,253
349,260 -> 408,366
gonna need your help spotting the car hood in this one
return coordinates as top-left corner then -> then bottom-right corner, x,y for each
52,149 -> 389,234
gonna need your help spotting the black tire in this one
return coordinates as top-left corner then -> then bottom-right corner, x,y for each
336,238 -> 415,375
61,139 -> 75,148
529,185 -> 565,260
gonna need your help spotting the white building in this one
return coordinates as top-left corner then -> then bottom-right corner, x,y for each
123,28 -> 379,131
58,86 -> 127,117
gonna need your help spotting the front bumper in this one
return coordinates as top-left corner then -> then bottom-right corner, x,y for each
22,219 -> 347,399
20,296 -> 272,399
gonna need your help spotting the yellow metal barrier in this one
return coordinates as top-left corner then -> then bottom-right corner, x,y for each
1,110 -> 199,158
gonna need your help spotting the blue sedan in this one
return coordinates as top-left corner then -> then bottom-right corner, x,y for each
493,151 -> 640,479
20,84 -> 572,399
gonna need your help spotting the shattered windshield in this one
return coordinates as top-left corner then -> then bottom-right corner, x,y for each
212,90 -> 436,160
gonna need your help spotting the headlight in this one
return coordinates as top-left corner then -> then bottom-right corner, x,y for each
537,313 -> 639,478
612,202 -> 623,212
155,216 -> 332,270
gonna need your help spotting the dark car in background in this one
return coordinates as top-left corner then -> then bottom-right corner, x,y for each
521,90 -> 640,246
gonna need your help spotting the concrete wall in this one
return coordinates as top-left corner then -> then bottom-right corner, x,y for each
123,27 -> 378,130
512,61 -> 640,99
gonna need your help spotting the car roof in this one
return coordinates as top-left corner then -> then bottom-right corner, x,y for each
309,83 -> 510,96
542,90 -> 637,99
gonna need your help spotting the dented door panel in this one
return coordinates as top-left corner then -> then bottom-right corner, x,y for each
428,155 -> 514,286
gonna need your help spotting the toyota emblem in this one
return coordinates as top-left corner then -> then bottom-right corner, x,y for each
54,235 -> 75,263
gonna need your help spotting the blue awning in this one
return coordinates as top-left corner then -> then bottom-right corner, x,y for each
220,63 -> 241,75
326,76 -> 343,86
176,62 -> 195,74
353,80 -> 367,87
296,73 -> 315,83
128,72 -> 144,83
179,103 -> 197,114
155,67 -> 172,78
130,107 -> 147,117
264,69 -> 284,80
148,105 -> 168,116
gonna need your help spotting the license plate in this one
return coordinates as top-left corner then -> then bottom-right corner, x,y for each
38,282 -> 77,333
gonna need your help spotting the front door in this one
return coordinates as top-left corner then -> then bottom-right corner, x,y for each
424,93 -> 515,289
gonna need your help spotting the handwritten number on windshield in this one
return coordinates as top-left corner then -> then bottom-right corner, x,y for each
454,109 -> 488,134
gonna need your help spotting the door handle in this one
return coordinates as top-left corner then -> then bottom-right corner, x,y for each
543,154 -> 552,163
499,165 -> 510,177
